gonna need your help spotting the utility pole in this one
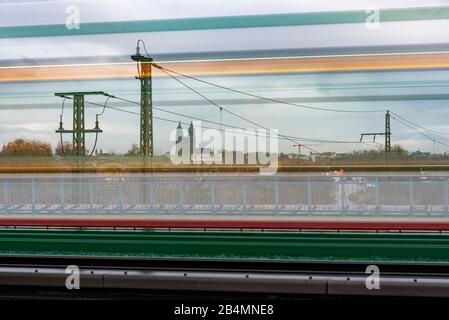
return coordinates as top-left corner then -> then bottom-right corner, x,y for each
292,144 -> 317,160
55,91 -> 104,156
360,110 -> 391,156
385,110 -> 391,153
292,144 -> 302,157
131,40 -> 153,157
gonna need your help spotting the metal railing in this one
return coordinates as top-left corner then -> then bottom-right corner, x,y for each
0,175 -> 448,216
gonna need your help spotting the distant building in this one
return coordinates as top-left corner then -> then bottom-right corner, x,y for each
310,152 -> 336,162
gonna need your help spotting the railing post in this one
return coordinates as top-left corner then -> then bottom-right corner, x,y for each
149,177 -> 154,212
445,178 -> 448,216
242,178 -> 247,212
3,180 -> 8,213
274,178 -> 279,210
340,178 -> 346,213
31,178 -> 36,213
88,179 -> 94,213
375,177 -> 379,214
409,177 -> 414,214
179,177 -> 184,209
118,179 -> 124,213
307,178 -> 312,213
210,179 -> 215,212
59,178 -> 65,214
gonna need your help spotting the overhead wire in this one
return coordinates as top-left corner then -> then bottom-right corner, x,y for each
88,95 -> 113,157
391,115 -> 449,149
78,97 -> 369,153
137,39 -> 449,153
155,62 -> 449,152
150,67 -> 360,152
153,63 -> 386,114
54,40 -> 381,155
97,95 -> 112,116
136,39 -> 382,152
57,95 -> 113,157
55,100 -> 379,154
390,111 -> 449,137
106,94 -> 363,150
144,42 -> 375,150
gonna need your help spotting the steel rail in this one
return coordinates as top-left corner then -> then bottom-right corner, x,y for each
0,256 -> 449,297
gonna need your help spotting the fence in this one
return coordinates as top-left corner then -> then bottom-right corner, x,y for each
0,175 -> 448,216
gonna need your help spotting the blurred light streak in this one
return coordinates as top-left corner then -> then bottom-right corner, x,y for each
2,6 -> 449,38
2,53 -> 449,83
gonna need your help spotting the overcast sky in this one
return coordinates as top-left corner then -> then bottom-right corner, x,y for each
1,1 -> 449,155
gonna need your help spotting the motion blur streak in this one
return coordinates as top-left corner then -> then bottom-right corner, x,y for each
2,6 -> 449,38
2,53 -> 449,82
